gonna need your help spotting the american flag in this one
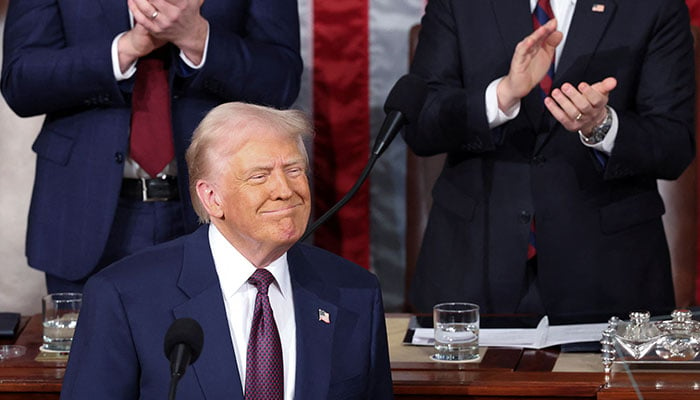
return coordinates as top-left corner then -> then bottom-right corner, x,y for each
318,309 -> 330,324
295,0 -> 426,313
592,4 -> 605,12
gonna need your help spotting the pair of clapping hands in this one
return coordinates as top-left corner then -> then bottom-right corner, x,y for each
497,19 -> 617,138
118,0 -> 208,71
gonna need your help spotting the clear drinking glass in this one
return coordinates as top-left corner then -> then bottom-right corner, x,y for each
432,302 -> 480,362
42,293 -> 82,352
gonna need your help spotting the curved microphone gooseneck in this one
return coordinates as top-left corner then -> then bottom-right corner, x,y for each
301,74 -> 428,242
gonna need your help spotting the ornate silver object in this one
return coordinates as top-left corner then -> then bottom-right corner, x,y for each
601,309 -> 700,373
614,311 -> 662,359
654,309 -> 700,361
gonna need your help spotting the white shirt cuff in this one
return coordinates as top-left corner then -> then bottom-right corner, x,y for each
486,77 -> 520,129
112,32 -> 137,81
179,22 -> 210,69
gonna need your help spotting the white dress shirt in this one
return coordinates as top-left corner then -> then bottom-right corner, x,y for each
485,0 -> 618,154
209,224 -> 297,400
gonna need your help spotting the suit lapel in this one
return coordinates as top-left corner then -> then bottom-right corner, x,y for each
291,285 -> 338,398
287,246 -> 345,399
534,0 -> 617,153
555,0 -> 616,87
491,0 -> 547,134
172,226 -> 244,400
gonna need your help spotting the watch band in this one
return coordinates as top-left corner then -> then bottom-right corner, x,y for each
579,105 -> 612,145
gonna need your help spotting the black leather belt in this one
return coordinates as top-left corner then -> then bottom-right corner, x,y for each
120,177 -> 179,202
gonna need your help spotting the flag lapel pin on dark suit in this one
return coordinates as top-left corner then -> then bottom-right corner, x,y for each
318,309 -> 330,324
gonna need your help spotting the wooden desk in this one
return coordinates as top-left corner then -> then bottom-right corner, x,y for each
388,315 -> 604,399
2,314 -> 699,399
387,315 -> 700,399
0,315 -> 63,399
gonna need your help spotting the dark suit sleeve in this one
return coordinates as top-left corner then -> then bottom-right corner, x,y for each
1,0 -> 124,117
1,0 -> 303,118
404,0 -> 496,157
368,282 -> 394,399
179,0 -> 303,108
60,276 -> 140,400
604,0 -> 695,181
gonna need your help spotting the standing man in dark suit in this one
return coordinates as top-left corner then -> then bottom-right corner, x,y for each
1,0 -> 302,293
406,0 -> 695,318
59,102 -> 394,400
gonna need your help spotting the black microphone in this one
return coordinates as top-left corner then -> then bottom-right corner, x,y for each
372,73 -> 428,158
301,74 -> 428,241
164,318 -> 204,400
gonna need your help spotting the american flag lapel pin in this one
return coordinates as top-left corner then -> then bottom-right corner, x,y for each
592,3 -> 605,12
318,309 -> 330,324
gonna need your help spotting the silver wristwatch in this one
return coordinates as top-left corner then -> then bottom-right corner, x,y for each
579,106 -> 612,145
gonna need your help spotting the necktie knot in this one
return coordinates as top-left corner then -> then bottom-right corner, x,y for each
248,269 -> 275,296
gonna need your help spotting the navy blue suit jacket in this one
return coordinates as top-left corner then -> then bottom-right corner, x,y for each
1,0 -> 302,281
405,0 -> 695,316
60,226 -> 394,399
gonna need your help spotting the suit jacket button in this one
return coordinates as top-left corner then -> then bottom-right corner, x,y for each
519,210 -> 532,223
114,152 -> 124,164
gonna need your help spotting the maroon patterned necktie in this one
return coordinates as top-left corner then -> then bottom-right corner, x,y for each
129,49 -> 175,177
245,269 -> 283,400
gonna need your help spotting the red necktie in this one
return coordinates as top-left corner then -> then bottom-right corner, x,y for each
532,0 -> 555,97
129,50 -> 175,177
528,0 -> 554,259
245,269 -> 283,400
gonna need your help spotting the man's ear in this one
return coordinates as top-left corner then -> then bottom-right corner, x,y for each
195,180 -> 224,219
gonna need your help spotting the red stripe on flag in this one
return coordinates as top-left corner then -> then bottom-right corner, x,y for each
312,0 -> 370,268
686,0 -> 700,305
687,0 -> 700,26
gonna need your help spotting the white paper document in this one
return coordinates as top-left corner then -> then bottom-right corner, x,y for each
410,316 -> 607,349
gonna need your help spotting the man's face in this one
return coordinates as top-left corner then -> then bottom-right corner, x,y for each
213,127 -> 311,256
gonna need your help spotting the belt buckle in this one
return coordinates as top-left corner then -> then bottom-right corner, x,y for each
140,177 -> 170,202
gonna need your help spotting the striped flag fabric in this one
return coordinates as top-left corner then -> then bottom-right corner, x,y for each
295,0 -> 426,310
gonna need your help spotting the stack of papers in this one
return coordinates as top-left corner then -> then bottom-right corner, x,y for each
410,316 -> 607,349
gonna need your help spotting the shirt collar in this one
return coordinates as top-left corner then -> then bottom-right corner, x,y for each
208,224 -> 292,300
530,0 -> 577,13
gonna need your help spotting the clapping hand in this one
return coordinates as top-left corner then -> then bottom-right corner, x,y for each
545,77 -> 617,136
497,19 -> 563,112
128,0 -> 209,64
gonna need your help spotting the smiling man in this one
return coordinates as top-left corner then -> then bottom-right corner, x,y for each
60,102 -> 394,400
